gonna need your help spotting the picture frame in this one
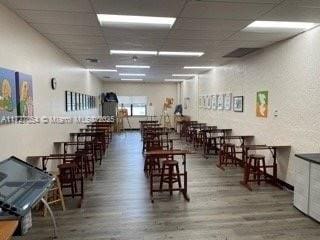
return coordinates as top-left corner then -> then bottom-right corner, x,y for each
0,67 -> 17,121
233,96 -> 244,112
65,91 -> 71,112
15,72 -> 34,116
256,91 -> 268,118
211,95 -> 217,110
224,93 -> 232,110
217,94 -> 224,110
71,92 -> 76,111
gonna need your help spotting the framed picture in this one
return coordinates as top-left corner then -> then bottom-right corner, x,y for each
78,93 -> 81,110
82,94 -> 85,110
71,92 -> 76,111
217,94 -> 224,110
211,95 -> 217,110
85,95 -> 88,109
93,96 -> 96,108
206,95 -> 211,109
15,72 -> 34,116
256,91 -> 268,118
224,93 -> 232,110
0,67 -> 17,121
233,96 -> 243,112
65,91 -> 72,112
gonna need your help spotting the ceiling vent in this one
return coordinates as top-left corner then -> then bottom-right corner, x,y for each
103,76 -> 111,79
85,58 -> 99,63
223,48 -> 261,58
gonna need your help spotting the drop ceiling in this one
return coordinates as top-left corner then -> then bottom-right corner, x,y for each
0,0 -> 319,82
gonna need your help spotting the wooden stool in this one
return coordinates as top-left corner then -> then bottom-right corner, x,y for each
42,174 -> 66,216
217,143 -> 237,170
247,154 -> 267,185
58,163 -> 78,198
144,156 -> 161,176
160,160 -> 182,196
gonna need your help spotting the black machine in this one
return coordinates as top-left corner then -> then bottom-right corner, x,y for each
0,156 -> 57,238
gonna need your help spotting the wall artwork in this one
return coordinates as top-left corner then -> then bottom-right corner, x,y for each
206,95 -> 211,109
224,93 -> 232,110
15,72 -> 34,117
233,96 -> 243,112
256,91 -> 268,118
65,91 -> 71,112
211,95 -> 217,110
217,94 -> 224,110
0,67 -> 17,120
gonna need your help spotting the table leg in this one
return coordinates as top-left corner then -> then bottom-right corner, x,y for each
183,154 -> 190,201
150,156 -> 154,203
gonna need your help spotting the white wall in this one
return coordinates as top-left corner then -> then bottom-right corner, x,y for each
0,4 -> 103,160
103,82 -> 178,128
182,27 -> 320,186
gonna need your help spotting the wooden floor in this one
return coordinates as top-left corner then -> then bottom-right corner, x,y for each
16,131 -> 320,240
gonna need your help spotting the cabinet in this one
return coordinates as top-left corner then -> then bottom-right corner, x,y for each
294,154 -> 320,222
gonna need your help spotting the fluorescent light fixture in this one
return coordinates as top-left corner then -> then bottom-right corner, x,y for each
110,50 -> 157,55
87,69 -> 117,72
121,78 -> 143,81
183,66 -> 214,69
159,51 -> 204,57
97,14 -> 176,27
116,65 -> 150,69
246,21 -> 318,30
119,73 -> 146,76
165,79 -> 185,82
172,74 -> 197,77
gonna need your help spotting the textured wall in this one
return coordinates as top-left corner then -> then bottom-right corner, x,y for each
183,26 -> 320,186
104,82 -> 178,128
0,4 -> 103,160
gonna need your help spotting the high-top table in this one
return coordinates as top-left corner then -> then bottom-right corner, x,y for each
145,149 -> 190,203
240,145 -> 291,190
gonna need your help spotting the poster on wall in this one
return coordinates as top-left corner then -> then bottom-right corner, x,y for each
233,96 -> 243,112
224,93 -> 232,110
211,95 -> 217,110
0,67 -> 17,121
15,72 -> 34,117
206,95 -> 211,109
217,94 -> 224,110
256,91 -> 268,118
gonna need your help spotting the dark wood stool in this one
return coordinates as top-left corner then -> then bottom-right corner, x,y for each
160,160 -> 182,195
58,163 -> 78,198
144,156 -> 161,175
217,143 -> 237,170
247,154 -> 267,185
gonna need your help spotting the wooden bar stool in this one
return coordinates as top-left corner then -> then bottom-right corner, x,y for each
58,163 -> 78,198
217,143 -> 237,170
160,159 -> 182,195
247,154 -> 267,185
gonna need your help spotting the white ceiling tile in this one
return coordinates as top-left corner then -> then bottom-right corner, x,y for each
168,29 -> 235,40
43,34 -> 106,45
31,23 -> 103,36
228,31 -> 298,42
102,28 -> 170,41
91,0 -> 186,17
260,0 -> 320,22
16,10 -> 99,26
5,0 -> 93,12
107,38 -> 163,50
174,18 -> 251,31
181,1 -> 275,19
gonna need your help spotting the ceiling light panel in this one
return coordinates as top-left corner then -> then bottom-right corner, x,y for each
119,73 -> 146,76
121,79 -> 143,81
172,74 -> 197,77
247,21 -> 318,29
183,66 -> 214,69
110,50 -> 157,55
116,65 -> 150,69
159,51 -> 204,56
88,69 -> 117,72
97,14 -> 176,27
165,79 -> 185,82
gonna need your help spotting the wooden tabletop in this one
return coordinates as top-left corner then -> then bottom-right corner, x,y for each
222,135 -> 254,139
0,220 -> 18,240
145,149 -> 190,156
244,145 -> 291,150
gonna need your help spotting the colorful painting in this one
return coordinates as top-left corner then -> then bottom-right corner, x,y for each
256,91 -> 268,118
224,93 -> 232,110
233,96 -> 243,112
0,67 -> 17,120
217,94 -> 224,110
16,72 -> 34,116
211,95 -> 217,110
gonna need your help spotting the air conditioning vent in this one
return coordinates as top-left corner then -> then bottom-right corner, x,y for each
223,48 -> 261,58
85,58 -> 99,63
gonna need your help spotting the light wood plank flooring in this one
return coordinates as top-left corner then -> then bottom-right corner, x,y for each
16,132 -> 320,240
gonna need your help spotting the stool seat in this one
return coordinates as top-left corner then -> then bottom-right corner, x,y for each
162,160 -> 179,166
225,143 -> 235,147
249,154 -> 265,159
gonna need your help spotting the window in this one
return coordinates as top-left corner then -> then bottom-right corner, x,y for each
118,96 -> 147,116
